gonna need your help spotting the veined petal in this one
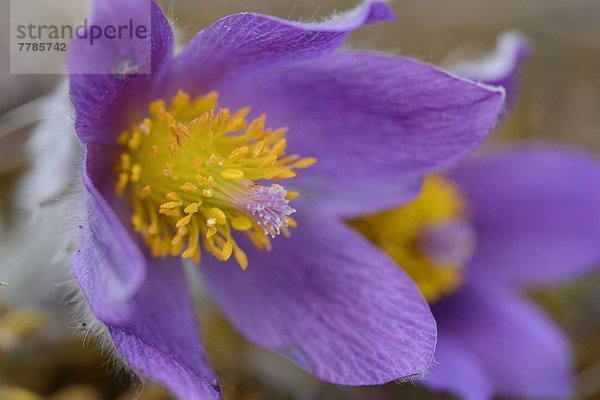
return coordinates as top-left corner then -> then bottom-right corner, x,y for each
433,284 -> 573,400
77,143 -> 219,398
201,211 -> 436,385
450,144 -> 600,287
69,0 -> 174,144
450,31 -> 532,110
424,334 -> 493,400
108,258 -> 220,400
218,51 -> 505,217
302,177 -> 424,218
74,146 -> 146,324
164,0 -> 394,96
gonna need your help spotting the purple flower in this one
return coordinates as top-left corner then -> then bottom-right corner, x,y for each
352,34 -> 600,400
353,145 -> 600,400
426,144 -> 600,400
68,0 -> 505,397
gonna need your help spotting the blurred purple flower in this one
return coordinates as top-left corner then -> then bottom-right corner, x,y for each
68,0 -> 506,398
423,144 -> 600,400
354,33 -> 599,400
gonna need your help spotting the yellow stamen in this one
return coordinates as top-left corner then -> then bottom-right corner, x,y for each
181,182 -> 199,192
184,202 -> 200,214
222,242 -> 234,261
292,157 -> 317,169
114,90 -> 314,269
176,214 -> 193,228
209,208 -> 227,225
220,169 -> 245,180
206,218 -> 218,238
285,191 -> 299,200
231,215 -> 253,231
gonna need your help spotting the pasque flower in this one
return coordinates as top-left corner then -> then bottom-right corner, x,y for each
67,0 -> 505,397
353,146 -> 600,400
352,33 -> 600,400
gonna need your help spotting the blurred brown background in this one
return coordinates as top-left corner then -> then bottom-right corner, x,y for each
1,0 -> 599,399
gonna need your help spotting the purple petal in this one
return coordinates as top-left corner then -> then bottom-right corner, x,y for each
201,212 -> 436,385
307,177 -> 424,218
76,145 -> 219,398
450,31 -> 532,110
108,258 -> 221,399
69,0 -> 173,144
163,0 -> 394,96
218,51 -> 505,217
74,146 -> 146,324
450,144 -> 600,287
433,284 -> 573,400
424,335 -> 493,400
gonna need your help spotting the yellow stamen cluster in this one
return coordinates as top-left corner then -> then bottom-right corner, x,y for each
115,90 -> 315,269
350,175 -> 475,303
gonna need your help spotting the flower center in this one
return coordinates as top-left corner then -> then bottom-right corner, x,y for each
114,90 -> 315,269
349,175 -> 475,303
